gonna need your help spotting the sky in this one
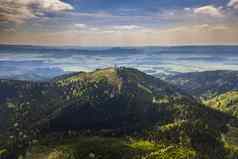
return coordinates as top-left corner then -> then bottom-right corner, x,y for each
0,0 -> 238,46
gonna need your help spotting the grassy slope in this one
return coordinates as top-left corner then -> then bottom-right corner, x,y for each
204,91 -> 238,118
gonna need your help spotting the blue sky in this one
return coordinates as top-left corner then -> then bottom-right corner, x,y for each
68,0 -> 228,11
0,0 -> 238,46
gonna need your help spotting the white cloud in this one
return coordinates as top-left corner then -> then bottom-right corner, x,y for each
228,0 -> 238,9
184,8 -> 192,11
0,0 -> 74,23
90,27 -> 99,31
2,23 -> 238,46
101,25 -> 143,34
102,30 -> 117,34
69,24 -> 144,34
163,24 -> 229,33
112,25 -> 142,30
71,11 -> 113,18
74,23 -> 87,29
3,28 -> 16,32
194,5 -> 224,17
70,24 -> 138,33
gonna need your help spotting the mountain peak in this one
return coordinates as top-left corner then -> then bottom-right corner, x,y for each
56,67 -> 119,85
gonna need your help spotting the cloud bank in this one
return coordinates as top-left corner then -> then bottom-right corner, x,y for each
228,0 -> 238,9
0,0 -> 74,23
0,0 -> 238,45
194,5 -> 223,17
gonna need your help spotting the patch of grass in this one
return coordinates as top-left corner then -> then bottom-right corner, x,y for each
128,138 -> 197,159
128,140 -> 159,152
0,149 -> 8,157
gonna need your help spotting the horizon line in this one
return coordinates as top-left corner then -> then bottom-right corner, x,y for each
1,43 -> 238,48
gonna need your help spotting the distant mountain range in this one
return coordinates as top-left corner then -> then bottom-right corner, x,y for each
166,70 -> 238,99
0,67 -> 66,81
1,45 -> 238,82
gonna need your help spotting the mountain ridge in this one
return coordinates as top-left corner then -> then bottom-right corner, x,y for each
166,70 -> 238,99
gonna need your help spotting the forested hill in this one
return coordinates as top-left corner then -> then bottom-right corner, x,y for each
0,67 -> 237,159
0,67 -> 198,132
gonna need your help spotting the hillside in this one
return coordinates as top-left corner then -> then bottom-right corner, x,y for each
49,67 -> 231,132
204,91 -> 238,118
204,91 -> 238,158
166,70 -> 238,99
0,67 -> 237,159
